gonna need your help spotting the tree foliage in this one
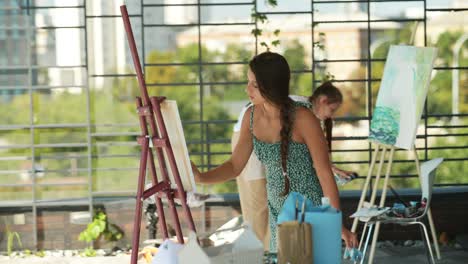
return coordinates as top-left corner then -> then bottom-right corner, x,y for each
0,27 -> 466,194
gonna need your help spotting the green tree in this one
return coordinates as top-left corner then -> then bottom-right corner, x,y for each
284,39 -> 307,95
427,31 -> 468,115
344,23 -> 416,116
0,43 -> 246,195
116,44 -> 236,192
336,27 -> 468,189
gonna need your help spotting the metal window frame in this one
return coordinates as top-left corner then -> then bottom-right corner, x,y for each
0,0 -> 466,250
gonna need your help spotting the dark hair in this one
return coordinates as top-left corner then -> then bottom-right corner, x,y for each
249,52 -> 292,196
309,81 -> 343,152
309,81 -> 343,104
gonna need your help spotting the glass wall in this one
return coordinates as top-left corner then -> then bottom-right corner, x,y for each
0,0 -> 466,250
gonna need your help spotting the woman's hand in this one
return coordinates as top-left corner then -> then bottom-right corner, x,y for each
191,161 -> 202,183
342,227 -> 358,249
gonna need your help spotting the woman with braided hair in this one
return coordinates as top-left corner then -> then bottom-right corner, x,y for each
191,51 -> 357,252
229,81 -> 356,251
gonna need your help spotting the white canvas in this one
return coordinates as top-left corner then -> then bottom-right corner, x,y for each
151,239 -> 183,264
159,100 -> 196,192
178,226 -> 263,264
369,45 -> 437,150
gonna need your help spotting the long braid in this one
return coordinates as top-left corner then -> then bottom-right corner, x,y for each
248,51 -> 292,195
324,118 -> 333,152
279,98 -> 293,196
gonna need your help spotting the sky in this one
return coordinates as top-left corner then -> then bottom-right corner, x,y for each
208,0 -> 458,22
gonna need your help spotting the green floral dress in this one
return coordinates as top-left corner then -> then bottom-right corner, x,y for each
250,101 -> 324,251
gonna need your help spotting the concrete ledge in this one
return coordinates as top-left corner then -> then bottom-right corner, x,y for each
1,187 -> 467,250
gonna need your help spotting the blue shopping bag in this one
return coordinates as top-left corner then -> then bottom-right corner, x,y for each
277,192 -> 342,264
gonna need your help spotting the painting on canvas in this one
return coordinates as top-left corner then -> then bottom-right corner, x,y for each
369,45 -> 437,150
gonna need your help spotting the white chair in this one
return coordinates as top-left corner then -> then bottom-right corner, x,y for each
358,158 -> 444,264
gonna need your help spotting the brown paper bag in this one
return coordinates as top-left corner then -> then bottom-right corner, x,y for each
277,220 -> 313,264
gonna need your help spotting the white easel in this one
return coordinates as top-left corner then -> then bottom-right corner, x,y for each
351,143 -> 441,263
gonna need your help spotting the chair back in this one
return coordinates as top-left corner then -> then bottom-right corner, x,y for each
420,158 -> 443,213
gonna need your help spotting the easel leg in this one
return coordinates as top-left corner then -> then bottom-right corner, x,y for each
352,144 -> 381,232
378,147 -> 395,208
368,222 -> 381,264
131,138 -> 149,264
427,208 -> 441,259
180,198 -> 197,235
166,192 -> 184,243
147,151 -> 169,239
151,140 -> 185,243
364,146 -> 395,264
369,147 -> 388,205
155,198 -> 168,238
358,222 -> 368,250
413,149 -> 441,259
360,223 -> 374,264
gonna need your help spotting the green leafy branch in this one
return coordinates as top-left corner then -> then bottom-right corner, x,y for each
78,210 -> 123,250
313,29 -> 333,81
6,226 -> 22,256
78,210 -> 123,257
251,0 -> 281,51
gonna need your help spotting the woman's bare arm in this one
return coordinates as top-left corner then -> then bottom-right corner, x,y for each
296,107 -> 358,248
296,108 -> 340,210
193,107 -> 254,184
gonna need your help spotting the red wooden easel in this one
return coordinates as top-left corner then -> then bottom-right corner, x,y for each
120,5 -> 197,264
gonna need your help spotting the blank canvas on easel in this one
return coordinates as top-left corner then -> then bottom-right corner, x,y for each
369,45 -> 437,150
159,100 -> 197,192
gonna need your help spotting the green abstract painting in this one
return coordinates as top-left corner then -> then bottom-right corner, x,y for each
369,45 -> 437,150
